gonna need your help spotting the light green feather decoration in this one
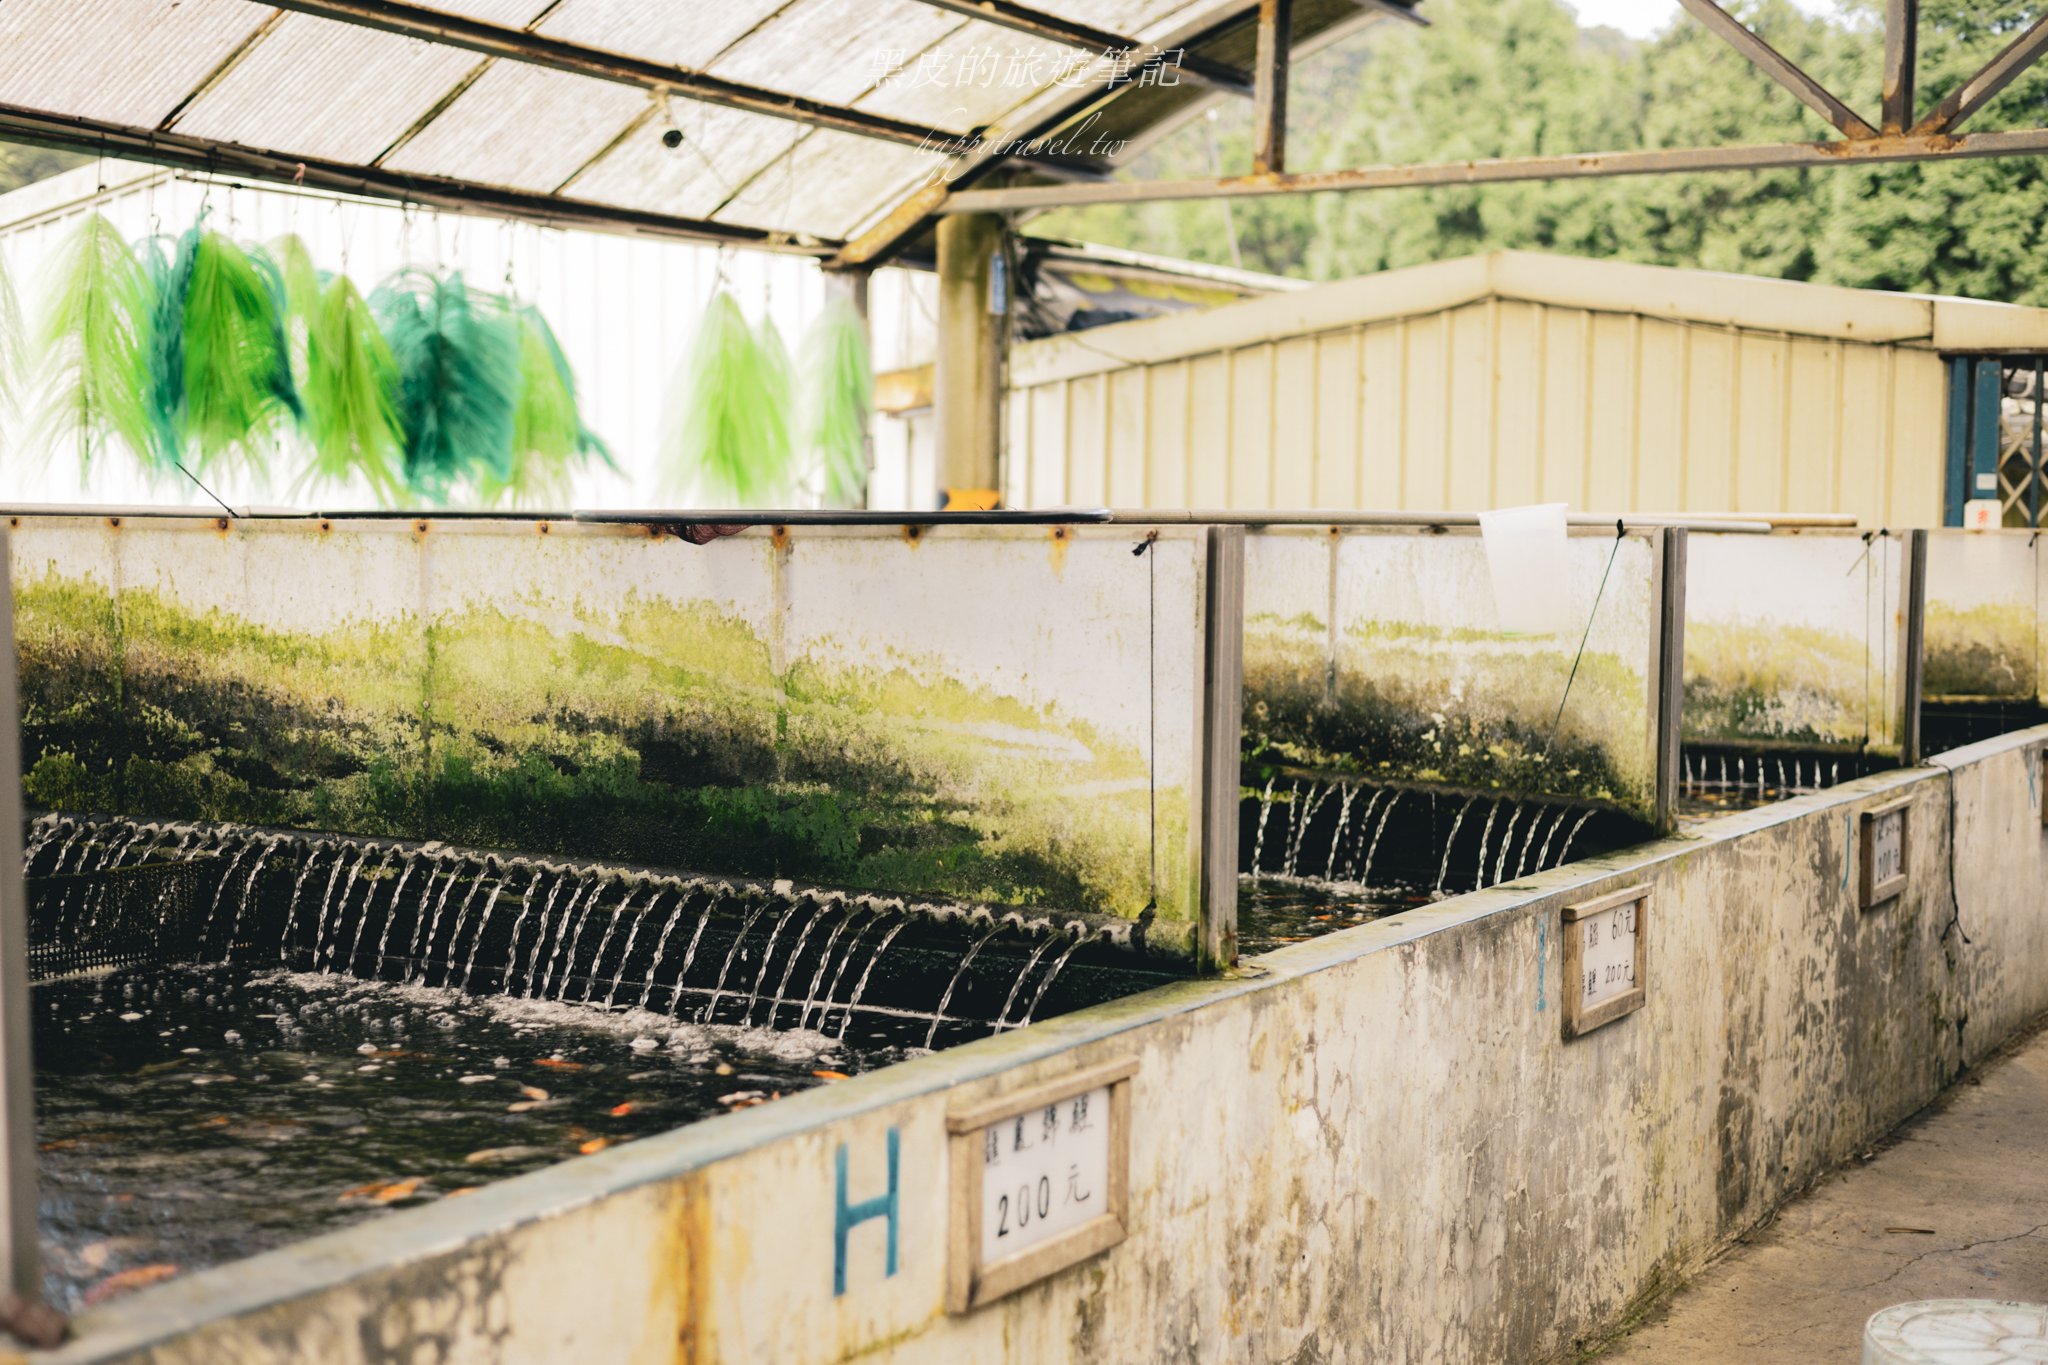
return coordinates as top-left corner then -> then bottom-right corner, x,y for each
797,297 -> 872,507
33,212 -> 152,474
180,229 -> 301,473
298,274 -> 404,503
267,232 -> 323,391
665,291 -> 793,505
0,245 -> 24,422
480,302 -> 609,507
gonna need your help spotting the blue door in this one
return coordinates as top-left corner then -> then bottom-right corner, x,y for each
1945,356 -> 2046,526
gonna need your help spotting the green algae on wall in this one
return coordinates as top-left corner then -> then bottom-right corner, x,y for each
1923,602 -> 2038,701
1681,621 -> 1876,750
1239,529 -> 1664,822
9,522 -> 1203,941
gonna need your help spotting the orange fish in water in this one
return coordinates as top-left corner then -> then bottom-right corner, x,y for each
535,1058 -> 585,1071
338,1178 -> 423,1204
579,1137 -> 612,1155
84,1264 -> 179,1306
608,1102 -> 635,1117
812,1070 -> 849,1082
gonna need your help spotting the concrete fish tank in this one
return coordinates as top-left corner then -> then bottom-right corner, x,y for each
5,513 -> 1239,1310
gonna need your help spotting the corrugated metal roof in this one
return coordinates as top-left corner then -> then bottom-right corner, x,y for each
0,0 -> 1419,256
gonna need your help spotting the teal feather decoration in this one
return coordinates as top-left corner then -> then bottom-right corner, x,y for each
32,212 -> 152,473
373,270 -> 520,502
298,274 -> 404,503
665,291 -> 793,505
180,229 -> 299,472
137,228 -> 196,470
797,297 -> 872,507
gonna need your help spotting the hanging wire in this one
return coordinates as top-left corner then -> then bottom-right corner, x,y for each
1546,520 -> 1626,746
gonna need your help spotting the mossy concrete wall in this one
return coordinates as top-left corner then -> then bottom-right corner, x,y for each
7,516 -> 1220,954
1685,530 -> 1913,753
1922,530 -> 2041,704
39,721 -> 2048,1364
1242,527 -> 1665,823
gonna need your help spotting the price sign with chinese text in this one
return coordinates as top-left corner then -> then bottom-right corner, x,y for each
1861,797 -> 1910,909
1561,886 -> 1649,1039
946,1058 -> 1133,1313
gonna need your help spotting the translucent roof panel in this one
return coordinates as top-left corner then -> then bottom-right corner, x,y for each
0,0 -> 1413,252
0,0 -> 269,130
853,21 -> 1079,133
1026,0 -> 1213,40
173,17 -> 494,165
712,130 -> 948,241
709,0 -> 968,118
425,0 -> 563,23
384,63 -> 650,193
565,102 -> 807,221
536,0 -> 793,71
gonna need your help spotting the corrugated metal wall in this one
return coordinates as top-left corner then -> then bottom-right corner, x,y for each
1004,260 -> 1955,526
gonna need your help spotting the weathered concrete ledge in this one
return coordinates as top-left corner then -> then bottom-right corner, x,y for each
29,726 -> 2048,1364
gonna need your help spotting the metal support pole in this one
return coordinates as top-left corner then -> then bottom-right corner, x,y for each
1252,0 -> 1292,176
1654,529 -> 1688,835
1883,0 -> 1919,134
934,213 -> 1006,509
0,530 -> 48,1337
1901,529 -> 1928,766
1200,526 -> 1244,970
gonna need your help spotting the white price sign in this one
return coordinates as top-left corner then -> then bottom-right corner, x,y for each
1861,798 -> 1910,908
1562,886 -> 1649,1039
946,1059 -> 1133,1313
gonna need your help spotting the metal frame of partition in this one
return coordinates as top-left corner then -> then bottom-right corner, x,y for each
0,529 -> 38,1317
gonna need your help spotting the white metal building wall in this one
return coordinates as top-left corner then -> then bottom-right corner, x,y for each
1000,250 -> 2048,527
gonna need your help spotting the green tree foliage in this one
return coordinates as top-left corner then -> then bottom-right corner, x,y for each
1038,0 -> 2048,302
0,142 -> 85,195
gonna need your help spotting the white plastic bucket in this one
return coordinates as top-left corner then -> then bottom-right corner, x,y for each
1479,502 -> 1571,636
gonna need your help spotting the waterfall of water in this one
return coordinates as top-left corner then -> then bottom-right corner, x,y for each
1436,797 -> 1479,895
1471,800 -> 1503,891
1493,802 -> 1526,886
1556,809 -> 1597,865
1360,790 -> 1403,887
1323,783 -> 1360,883
924,927 -> 1003,1047
1249,776 -> 1278,879
836,920 -> 910,1040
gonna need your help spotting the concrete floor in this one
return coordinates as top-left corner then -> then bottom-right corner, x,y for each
1598,1022 -> 2048,1363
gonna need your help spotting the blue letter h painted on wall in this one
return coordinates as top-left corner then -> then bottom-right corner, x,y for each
833,1128 -> 900,1296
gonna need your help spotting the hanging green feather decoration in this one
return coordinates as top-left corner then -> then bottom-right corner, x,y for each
665,291 -> 793,505
298,274 -> 404,503
32,212 -> 152,473
267,232 -> 323,392
180,230 -> 299,472
373,269 -> 520,502
0,245 -> 25,421
137,228 -> 196,470
797,297 -> 872,507
481,302 -> 609,506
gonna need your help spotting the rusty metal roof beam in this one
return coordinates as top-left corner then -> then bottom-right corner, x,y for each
1913,12 -> 2048,135
1882,0 -> 1918,134
909,0 -> 1254,95
931,125 -> 2048,212
1676,0 -> 1877,140
265,0 -> 971,150
0,102 -> 836,253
